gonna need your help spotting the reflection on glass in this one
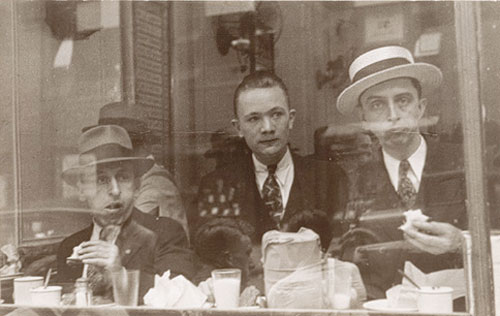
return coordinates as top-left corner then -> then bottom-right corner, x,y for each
0,0 -> 496,314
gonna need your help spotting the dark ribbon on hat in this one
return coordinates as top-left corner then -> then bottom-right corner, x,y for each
98,117 -> 149,135
352,57 -> 411,83
79,143 -> 135,166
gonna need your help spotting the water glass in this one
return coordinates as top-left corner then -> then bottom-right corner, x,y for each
112,269 -> 140,306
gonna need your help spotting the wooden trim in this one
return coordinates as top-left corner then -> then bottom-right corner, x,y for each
120,1 -> 136,105
10,0 -> 21,246
454,2 -> 495,316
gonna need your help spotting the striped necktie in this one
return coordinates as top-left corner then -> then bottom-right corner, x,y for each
261,164 -> 283,228
397,159 -> 417,208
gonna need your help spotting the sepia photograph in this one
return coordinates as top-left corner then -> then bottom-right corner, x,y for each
0,1 -> 498,315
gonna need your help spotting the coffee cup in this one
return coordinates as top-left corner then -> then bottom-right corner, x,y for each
417,286 -> 453,313
13,276 -> 43,305
30,286 -> 62,306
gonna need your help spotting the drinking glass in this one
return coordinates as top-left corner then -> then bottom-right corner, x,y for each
211,268 -> 241,309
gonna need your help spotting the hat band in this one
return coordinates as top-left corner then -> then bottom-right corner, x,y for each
79,143 -> 134,166
98,117 -> 149,134
352,58 -> 410,83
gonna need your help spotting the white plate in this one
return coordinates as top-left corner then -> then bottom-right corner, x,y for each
363,299 -> 417,312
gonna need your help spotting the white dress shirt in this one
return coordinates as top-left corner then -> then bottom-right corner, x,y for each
382,135 -> 427,192
252,148 -> 295,210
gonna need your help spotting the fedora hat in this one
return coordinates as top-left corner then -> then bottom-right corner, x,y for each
62,125 -> 154,186
83,102 -> 160,144
336,46 -> 442,115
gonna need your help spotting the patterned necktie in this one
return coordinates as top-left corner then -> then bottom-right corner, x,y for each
261,164 -> 283,228
397,159 -> 417,208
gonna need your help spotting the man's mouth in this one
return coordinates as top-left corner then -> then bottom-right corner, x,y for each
260,138 -> 278,145
105,202 -> 123,211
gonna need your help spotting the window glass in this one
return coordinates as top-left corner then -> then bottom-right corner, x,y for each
0,0 -> 492,314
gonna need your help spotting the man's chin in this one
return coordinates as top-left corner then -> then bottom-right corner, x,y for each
94,207 -> 132,226
255,147 -> 286,164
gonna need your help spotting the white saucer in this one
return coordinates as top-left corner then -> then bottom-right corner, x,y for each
363,299 -> 417,312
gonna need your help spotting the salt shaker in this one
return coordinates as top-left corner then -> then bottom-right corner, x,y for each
74,277 -> 92,306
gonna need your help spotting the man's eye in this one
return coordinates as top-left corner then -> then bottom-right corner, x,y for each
397,96 -> 410,106
97,176 -> 109,185
247,116 -> 259,123
272,111 -> 284,119
117,173 -> 132,182
370,101 -> 384,110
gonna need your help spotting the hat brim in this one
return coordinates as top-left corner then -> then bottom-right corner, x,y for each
62,156 -> 154,187
336,63 -> 442,116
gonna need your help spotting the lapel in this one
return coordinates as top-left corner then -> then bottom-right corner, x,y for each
371,148 -> 401,206
240,154 -> 262,224
282,153 -> 304,223
115,220 -> 146,267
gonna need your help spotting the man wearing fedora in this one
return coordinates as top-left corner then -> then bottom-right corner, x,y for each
84,102 -> 188,236
336,46 -> 467,299
57,125 -> 194,302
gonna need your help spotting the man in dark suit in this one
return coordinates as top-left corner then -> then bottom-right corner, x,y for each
336,46 -> 466,299
194,71 -> 347,244
57,125 -> 194,302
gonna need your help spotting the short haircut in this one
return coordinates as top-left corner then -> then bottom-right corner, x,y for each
193,218 -> 254,266
233,71 -> 290,116
283,209 -> 332,251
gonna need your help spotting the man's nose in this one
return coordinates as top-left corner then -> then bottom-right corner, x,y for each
387,102 -> 400,122
109,177 -> 121,196
260,116 -> 275,133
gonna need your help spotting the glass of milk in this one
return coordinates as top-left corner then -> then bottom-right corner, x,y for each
211,268 -> 241,308
328,260 -> 352,309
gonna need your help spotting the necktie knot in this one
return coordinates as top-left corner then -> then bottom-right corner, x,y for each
267,164 -> 277,175
399,159 -> 411,175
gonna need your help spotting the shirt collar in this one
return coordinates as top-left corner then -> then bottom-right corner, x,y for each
382,135 -> 427,189
252,148 -> 292,175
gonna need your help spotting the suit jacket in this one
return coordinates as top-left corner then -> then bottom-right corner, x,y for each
193,152 -> 348,243
57,208 -> 195,301
352,137 -> 467,298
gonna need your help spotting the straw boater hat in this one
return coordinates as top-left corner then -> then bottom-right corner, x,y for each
62,125 -> 154,186
83,102 -> 160,144
336,46 -> 443,116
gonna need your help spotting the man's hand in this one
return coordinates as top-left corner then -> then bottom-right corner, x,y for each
403,221 -> 463,255
79,240 -> 123,272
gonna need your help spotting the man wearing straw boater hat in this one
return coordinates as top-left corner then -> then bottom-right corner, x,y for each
337,46 -> 467,299
83,102 -> 188,236
57,125 -> 194,302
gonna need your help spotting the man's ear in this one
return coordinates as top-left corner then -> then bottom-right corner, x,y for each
231,119 -> 242,137
418,98 -> 428,119
288,109 -> 296,129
